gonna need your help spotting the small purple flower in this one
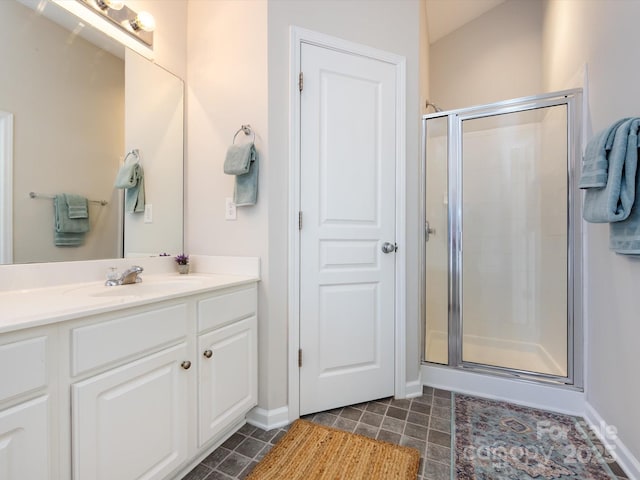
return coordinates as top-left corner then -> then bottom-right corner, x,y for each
175,253 -> 189,265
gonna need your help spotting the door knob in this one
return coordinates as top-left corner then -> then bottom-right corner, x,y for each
381,242 -> 396,254
181,360 -> 191,370
203,350 -> 213,358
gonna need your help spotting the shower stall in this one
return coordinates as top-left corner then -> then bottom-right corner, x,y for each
421,90 -> 582,387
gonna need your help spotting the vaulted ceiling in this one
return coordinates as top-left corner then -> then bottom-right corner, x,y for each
425,0 -> 506,43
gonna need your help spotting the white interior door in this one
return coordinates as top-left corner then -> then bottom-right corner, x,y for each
299,42 -> 397,415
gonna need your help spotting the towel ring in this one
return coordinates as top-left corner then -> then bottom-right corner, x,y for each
233,124 -> 255,144
124,149 -> 140,164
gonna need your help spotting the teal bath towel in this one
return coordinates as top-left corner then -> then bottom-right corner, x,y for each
224,143 -> 255,175
114,160 -> 145,213
234,153 -> 259,206
580,118 -> 636,222
54,231 -> 85,247
54,194 -> 89,247
609,119 -> 640,254
224,142 -> 258,206
580,117 -> 640,254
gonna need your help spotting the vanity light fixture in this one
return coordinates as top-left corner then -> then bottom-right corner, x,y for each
75,0 -> 154,47
130,11 -> 156,32
95,0 -> 124,11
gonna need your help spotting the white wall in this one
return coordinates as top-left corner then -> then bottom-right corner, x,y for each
187,0 -> 421,412
543,0 -> 640,465
186,0 -> 271,408
419,0 -> 430,114
429,0 -> 543,110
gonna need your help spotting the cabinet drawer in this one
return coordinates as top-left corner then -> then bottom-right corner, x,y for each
0,337 -> 47,403
198,285 -> 257,332
72,303 -> 187,376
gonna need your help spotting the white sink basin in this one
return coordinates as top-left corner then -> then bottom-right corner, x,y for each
66,277 -> 206,298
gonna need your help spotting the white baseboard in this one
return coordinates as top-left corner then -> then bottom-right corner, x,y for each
405,379 -> 423,398
246,405 -> 290,431
584,402 -> 640,480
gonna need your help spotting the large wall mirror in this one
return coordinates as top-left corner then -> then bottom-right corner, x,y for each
0,0 -> 184,264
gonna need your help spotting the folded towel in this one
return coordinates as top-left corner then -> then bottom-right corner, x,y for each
224,143 -> 256,175
65,194 -> 88,219
114,160 -> 145,213
54,231 -> 85,247
54,194 -> 89,233
580,118 -> 638,222
234,148 -> 259,206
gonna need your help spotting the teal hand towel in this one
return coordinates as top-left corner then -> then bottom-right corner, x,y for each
224,143 -> 255,175
234,149 -> 258,206
114,161 -> 145,213
54,231 -> 85,247
580,117 -> 638,223
54,194 -> 89,233
65,194 -> 88,219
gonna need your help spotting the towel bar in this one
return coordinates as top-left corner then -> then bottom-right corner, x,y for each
29,191 -> 108,206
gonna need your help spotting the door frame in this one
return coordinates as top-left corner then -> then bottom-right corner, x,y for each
287,26 -> 407,422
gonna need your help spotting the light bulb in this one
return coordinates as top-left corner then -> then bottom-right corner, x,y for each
130,11 -> 156,32
96,0 -> 124,10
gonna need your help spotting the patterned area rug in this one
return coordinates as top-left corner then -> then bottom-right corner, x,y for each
245,419 -> 420,479
454,394 -> 617,479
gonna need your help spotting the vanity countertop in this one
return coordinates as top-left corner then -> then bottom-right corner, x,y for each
0,272 -> 258,335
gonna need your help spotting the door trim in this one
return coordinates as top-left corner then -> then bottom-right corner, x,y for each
287,26 -> 407,422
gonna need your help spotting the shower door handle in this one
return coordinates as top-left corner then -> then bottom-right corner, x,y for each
425,221 -> 436,242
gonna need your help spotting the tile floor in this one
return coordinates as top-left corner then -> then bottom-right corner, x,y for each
182,386 -> 628,480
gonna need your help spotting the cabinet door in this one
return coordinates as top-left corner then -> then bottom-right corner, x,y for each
72,343 -> 190,480
0,396 -> 50,480
198,316 -> 257,447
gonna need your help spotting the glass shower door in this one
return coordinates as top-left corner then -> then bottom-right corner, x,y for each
460,106 -> 568,377
424,116 -> 449,364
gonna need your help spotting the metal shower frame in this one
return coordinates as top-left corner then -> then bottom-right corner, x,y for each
419,89 -> 584,389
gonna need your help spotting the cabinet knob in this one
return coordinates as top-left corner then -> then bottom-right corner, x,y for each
203,350 -> 213,358
181,360 -> 192,370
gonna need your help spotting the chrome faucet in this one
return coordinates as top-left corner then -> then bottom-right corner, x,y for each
105,265 -> 144,286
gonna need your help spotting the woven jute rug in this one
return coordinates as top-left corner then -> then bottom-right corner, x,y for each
245,419 -> 420,480
454,394 -> 618,479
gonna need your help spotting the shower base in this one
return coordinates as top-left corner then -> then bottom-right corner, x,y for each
425,331 -> 566,377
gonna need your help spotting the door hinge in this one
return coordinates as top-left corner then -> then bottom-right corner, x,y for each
299,72 -> 304,92
298,348 -> 302,367
298,211 -> 302,230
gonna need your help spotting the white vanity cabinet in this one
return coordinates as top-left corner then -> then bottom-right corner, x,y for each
54,281 -> 258,480
197,286 -> 258,447
0,330 -> 56,480
0,275 -> 259,480
69,302 -> 191,480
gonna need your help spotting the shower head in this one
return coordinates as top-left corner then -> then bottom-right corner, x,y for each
425,100 -> 443,113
